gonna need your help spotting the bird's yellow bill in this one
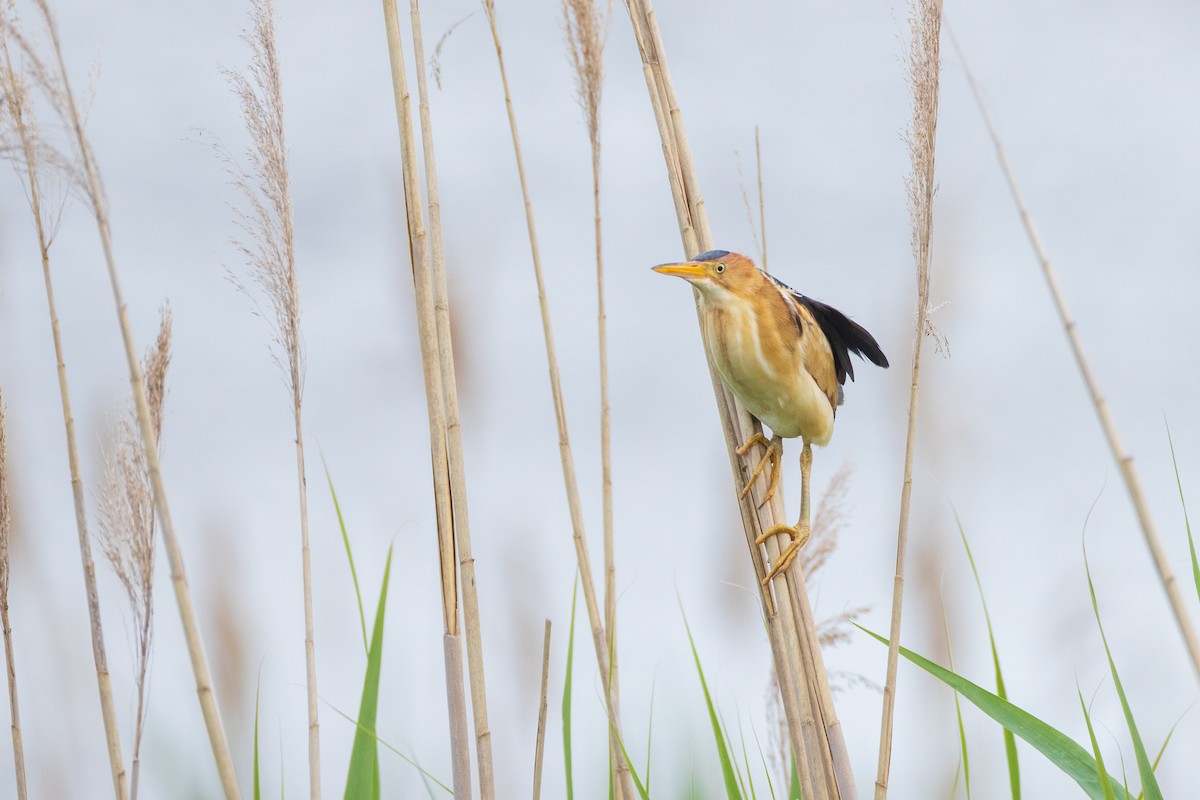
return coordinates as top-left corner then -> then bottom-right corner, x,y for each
652,261 -> 708,279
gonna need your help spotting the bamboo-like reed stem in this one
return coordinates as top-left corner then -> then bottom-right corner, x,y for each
623,3 -> 852,797
408,3 -> 497,793
874,2 -> 943,797
532,619 -> 552,800
562,0 -> 621,789
0,395 -> 27,800
479,4 -> 635,797
951,33 -> 1200,678
0,15 -> 128,799
30,2 -> 240,795
379,1 -> 474,795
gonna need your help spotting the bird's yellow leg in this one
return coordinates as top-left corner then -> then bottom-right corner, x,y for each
737,433 -> 782,505
756,443 -> 814,584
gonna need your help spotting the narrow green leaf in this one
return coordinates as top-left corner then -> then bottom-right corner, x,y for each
1166,423 -> 1200,607
1083,545 -> 1163,800
954,510 -> 1020,798
344,546 -> 393,800
1077,686 -> 1116,800
858,625 -> 1131,800
788,755 -> 800,800
610,721 -> 652,800
645,676 -> 655,795
324,459 -> 369,654
939,596 -> 970,800
750,721 -> 775,800
682,608 -> 744,799
253,680 -> 262,800
326,702 -> 450,793
562,576 -> 578,800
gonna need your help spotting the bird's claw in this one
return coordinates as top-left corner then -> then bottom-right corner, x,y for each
756,522 -> 811,585
737,434 -> 780,507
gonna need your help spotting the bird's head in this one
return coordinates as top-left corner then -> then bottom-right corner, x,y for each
652,250 -> 758,302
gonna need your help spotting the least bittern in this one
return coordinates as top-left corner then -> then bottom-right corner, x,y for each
653,250 -> 888,583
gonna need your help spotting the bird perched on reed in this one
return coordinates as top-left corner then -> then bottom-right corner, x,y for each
653,250 -> 888,583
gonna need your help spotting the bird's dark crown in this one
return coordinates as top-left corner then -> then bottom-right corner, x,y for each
691,249 -> 731,262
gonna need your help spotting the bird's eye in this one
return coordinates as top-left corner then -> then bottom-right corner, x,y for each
716,263 -> 726,274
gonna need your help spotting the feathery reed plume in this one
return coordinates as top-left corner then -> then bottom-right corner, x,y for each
0,11 -> 128,798
874,0 -> 943,797
379,1 -> 474,794
0,394 -> 27,800
24,1 -> 240,794
623,2 -> 853,796
408,0 -> 496,793
98,306 -> 172,800
951,33 -> 1200,677
480,3 -> 635,796
563,0 -> 625,791
532,619 -> 552,800
224,1 -> 321,792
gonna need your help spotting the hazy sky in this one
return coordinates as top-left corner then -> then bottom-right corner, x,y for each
1,0 -> 1197,797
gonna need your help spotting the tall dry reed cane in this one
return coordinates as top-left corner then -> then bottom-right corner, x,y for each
562,0 -> 624,792
0,13 -> 127,798
407,2 -> 497,793
622,3 -> 854,797
98,308 -> 172,800
28,1 -> 241,794
874,1 -> 943,797
379,1 -> 476,795
0,395 -> 27,800
224,2 -> 322,793
951,32 -> 1200,678
479,3 -> 635,796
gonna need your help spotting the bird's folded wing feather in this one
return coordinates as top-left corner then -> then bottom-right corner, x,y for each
765,273 -> 889,395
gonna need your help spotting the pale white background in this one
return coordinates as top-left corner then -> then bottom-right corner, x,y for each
0,0 -> 1197,797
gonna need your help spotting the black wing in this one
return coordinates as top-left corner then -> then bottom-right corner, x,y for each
766,273 -> 889,385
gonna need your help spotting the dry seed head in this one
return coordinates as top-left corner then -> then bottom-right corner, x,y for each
226,0 -> 302,398
904,0 -> 943,276
563,0 -> 608,155
97,305 -> 172,655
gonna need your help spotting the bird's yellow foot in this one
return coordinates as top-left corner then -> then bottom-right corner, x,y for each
737,434 -> 781,506
755,522 -> 811,585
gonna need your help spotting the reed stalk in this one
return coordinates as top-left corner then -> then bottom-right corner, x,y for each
562,0 -> 623,791
379,1 -> 474,795
532,619 -> 552,800
622,3 -> 852,797
225,2 -> 321,792
0,395 -> 27,800
407,3 -> 497,793
951,33 -> 1200,678
0,14 -> 127,799
874,1 -> 943,797
479,3 -> 635,797
28,1 -> 240,794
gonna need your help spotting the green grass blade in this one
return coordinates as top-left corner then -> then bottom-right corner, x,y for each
939,595 -> 970,800
736,715 -> 758,800
1083,545 -> 1163,800
954,510 -> 1020,798
253,680 -> 262,800
326,702 -> 451,793
788,755 -> 800,800
323,459 -> 369,654
1077,687 -> 1116,800
1166,423 -> 1200,606
645,675 -> 655,795
682,607 -> 744,799
609,720 -> 651,800
717,709 -> 749,799
562,576 -> 578,800
858,625 -> 1131,800
750,721 -> 775,800
344,546 -> 393,800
